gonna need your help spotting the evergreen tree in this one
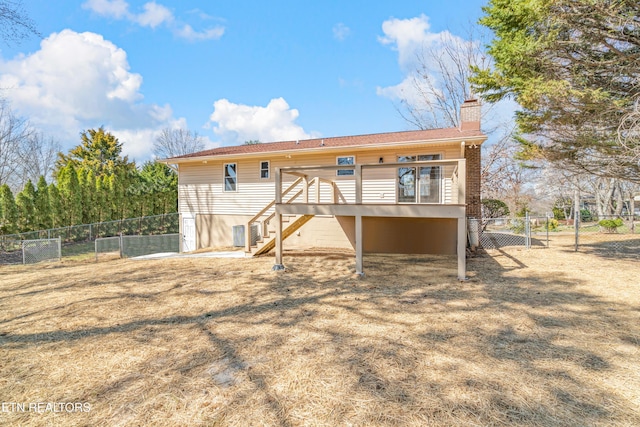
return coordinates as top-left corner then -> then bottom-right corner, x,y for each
94,175 -> 108,223
0,184 -> 18,234
54,127 -> 137,222
34,176 -> 52,230
15,179 -> 36,231
139,161 -> 178,215
84,170 -> 98,224
57,164 -> 82,226
55,127 -> 135,177
472,0 -> 640,181
47,183 -> 62,228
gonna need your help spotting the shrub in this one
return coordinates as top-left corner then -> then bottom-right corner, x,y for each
546,218 -> 558,231
552,207 -> 566,220
580,209 -> 593,222
598,218 -> 623,233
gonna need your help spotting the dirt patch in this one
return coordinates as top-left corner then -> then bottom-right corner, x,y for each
0,247 -> 639,426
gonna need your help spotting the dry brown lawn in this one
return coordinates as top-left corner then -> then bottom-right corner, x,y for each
0,246 -> 639,426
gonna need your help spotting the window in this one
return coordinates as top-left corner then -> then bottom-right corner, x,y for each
397,156 -> 416,203
397,154 -> 441,203
224,163 -> 237,192
260,161 -> 270,179
336,155 -> 355,176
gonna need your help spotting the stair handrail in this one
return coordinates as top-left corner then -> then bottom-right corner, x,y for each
245,176 -> 304,251
261,188 -> 305,234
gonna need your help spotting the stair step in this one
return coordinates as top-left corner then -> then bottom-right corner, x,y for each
252,214 -> 315,256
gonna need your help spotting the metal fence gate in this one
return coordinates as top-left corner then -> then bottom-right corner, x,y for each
22,238 -> 61,264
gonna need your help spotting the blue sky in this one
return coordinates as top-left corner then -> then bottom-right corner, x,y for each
0,0 -> 493,161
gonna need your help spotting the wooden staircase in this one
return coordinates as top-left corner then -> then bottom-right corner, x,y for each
245,174 -> 341,256
248,214 -> 314,256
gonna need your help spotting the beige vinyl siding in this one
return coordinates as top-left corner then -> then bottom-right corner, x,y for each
282,216 -> 353,249
179,159 -> 295,215
178,143 -> 465,215
194,213 -> 352,250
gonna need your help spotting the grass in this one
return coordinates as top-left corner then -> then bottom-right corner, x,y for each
0,247 -> 639,426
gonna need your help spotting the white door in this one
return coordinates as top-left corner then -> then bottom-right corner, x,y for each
182,216 -> 196,252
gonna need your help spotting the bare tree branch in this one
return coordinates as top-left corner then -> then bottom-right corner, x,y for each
0,0 -> 40,45
154,128 -> 205,159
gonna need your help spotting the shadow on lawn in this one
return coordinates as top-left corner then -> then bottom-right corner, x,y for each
1,250 -> 639,425
576,237 -> 640,260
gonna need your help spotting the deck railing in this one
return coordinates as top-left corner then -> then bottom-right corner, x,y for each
246,159 -> 466,253
275,159 -> 466,207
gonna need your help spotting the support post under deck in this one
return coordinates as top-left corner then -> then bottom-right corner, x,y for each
457,216 -> 466,280
355,214 -> 363,276
273,209 -> 285,270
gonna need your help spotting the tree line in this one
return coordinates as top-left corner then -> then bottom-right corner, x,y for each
0,127 -> 177,235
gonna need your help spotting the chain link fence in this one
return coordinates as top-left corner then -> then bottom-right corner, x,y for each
95,236 -> 122,261
95,234 -> 180,260
121,234 -> 180,258
470,214 -> 639,257
1,213 -> 179,264
570,214 -> 639,256
22,238 -> 61,264
470,217 -> 532,249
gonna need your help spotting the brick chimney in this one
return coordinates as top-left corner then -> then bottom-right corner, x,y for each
460,98 -> 481,131
461,98 -> 482,219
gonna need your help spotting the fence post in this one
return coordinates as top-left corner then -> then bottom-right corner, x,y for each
525,212 -> 531,249
57,237 -> 62,262
574,189 -> 580,252
22,241 -> 25,265
546,217 -> 549,248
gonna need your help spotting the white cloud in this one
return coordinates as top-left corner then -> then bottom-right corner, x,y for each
0,30 -> 188,161
82,0 -> 224,41
376,75 -> 435,106
333,23 -> 350,41
82,0 -> 130,19
208,98 -> 312,145
175,24 -> 225,42
378,14 -> 440,70
135,1 -> 173,28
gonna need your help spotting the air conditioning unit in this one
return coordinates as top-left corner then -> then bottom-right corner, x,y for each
232,224 -> 260,247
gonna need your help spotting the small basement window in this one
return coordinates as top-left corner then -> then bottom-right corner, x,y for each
260,161 -> 270,179
336,155 -> 355,176
224,163 -> 237,192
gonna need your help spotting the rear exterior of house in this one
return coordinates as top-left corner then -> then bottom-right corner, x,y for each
164,100 -> 486,276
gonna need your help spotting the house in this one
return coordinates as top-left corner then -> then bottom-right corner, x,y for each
162,99 -> 486,278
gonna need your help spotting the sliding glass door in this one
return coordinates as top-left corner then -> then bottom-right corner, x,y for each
397,154 -> 441,203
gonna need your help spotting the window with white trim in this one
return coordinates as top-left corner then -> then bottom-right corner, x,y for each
336,155 -> 355,176
260,161 -> 270,179
224,163 -> 237,192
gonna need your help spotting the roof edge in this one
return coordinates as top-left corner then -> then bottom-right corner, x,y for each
159,134 -> 488,164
